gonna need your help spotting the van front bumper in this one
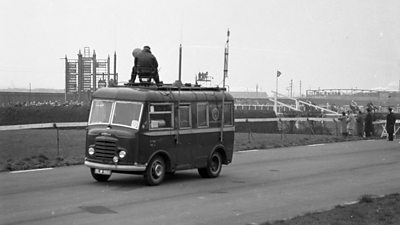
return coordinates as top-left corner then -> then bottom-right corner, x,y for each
84,160 -> 147,172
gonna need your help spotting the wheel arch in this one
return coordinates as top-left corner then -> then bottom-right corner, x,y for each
211,144 -> 228,165
147,150 -> 173,172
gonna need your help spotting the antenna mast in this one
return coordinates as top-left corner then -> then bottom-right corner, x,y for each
221,29 -> 230,143
178,44 -> 182,83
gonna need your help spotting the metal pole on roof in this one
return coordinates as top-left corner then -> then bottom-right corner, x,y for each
221,29 -> 230,143
178,44 -> 182,83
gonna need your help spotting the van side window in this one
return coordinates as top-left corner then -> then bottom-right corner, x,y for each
224,102 -> 233,126
197,103 -> 209,127
149,103 -> 173,129
179,104 -> 191,129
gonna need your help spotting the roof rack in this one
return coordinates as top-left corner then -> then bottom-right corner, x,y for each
123,82 -> 226,92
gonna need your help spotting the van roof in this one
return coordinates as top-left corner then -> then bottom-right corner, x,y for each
92,85 -> 234,102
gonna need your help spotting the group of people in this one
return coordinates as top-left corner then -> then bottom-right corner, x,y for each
338,107 -> 397,141
129,45 -> 161,85
338,109 -> 372,137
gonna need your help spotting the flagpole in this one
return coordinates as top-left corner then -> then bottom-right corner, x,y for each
274,70 -> 281,115
274,72 -> 278,114
274,70 -> 281,114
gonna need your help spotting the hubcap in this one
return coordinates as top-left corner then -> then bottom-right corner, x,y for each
153,162 -> 163,177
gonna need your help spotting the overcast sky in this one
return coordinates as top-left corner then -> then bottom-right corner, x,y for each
1,0 -> 399,94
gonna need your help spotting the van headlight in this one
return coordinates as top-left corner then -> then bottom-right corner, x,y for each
119,150 -> 127,159
88,147 -> 95,155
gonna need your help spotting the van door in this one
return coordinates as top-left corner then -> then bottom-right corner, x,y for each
174,103 -> 193,169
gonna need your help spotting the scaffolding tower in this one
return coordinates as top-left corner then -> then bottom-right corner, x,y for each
65,47 -> 118,102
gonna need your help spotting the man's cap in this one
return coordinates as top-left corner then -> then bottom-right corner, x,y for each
143,46 -> 151,50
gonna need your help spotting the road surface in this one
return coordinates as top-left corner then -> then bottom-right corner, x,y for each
1,139 -> 400,225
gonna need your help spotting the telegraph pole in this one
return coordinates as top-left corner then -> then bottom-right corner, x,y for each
290,79 -> 293,97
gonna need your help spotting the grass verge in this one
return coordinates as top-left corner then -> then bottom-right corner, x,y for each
263,193 -> 400,225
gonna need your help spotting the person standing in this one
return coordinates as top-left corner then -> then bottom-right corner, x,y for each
346,111 -> 355,136
338,112 -> 348,136
356,110 -> 364,137
386,107 -> 396,141
364,108 -> 373,137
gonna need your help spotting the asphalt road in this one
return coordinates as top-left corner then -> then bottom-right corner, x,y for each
1,139 -> 400,225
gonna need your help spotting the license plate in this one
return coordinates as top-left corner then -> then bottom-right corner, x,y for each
94,169 -> 111,175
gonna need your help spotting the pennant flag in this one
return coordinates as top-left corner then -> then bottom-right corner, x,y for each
277,70 -> 281,77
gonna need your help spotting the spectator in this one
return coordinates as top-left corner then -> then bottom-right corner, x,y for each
386,107 -> 396,141
338,112 -> 348,136
346,111 -> 355,136
356,110 -> 364,137
365,108 -> 373,137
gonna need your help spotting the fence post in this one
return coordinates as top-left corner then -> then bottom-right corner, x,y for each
53,123 -> 60,157
246,118 -> 254,143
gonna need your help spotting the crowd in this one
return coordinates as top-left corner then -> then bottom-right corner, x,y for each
338,107 -> 397,141
2,100 -> 85,107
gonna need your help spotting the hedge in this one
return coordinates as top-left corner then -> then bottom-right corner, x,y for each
0,105 -> 90,126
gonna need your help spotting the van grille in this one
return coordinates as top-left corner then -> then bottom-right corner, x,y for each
95,138 -> 117,161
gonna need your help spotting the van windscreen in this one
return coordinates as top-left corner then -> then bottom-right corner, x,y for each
89,100 -> 143,129
89,100 -> 113,124
112,102 -> 143,129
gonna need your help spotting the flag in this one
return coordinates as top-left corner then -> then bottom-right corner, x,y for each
277,70 -> 281,77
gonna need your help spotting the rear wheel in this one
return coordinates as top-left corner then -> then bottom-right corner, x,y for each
198,151 -> 222,178
90,168 -> 111,182
144,156 -> 166,186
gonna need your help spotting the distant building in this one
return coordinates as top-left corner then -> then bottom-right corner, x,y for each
230,91 -> 270,105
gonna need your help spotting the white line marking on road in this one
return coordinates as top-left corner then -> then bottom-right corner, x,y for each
308,144 -> 325,147
239,150 -> 260,153
10,168 -> 53,174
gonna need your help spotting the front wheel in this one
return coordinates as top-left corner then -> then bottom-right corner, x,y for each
198,151 -> 222,178
90,168 -> 111,182
144,156 -> 166,186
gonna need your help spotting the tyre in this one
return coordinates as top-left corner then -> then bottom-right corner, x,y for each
90,168 -> 111,182
144,156 -> 166,186
198,151 -> 222,178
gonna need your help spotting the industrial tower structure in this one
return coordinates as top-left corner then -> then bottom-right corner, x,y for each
64,47 -> 117,102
